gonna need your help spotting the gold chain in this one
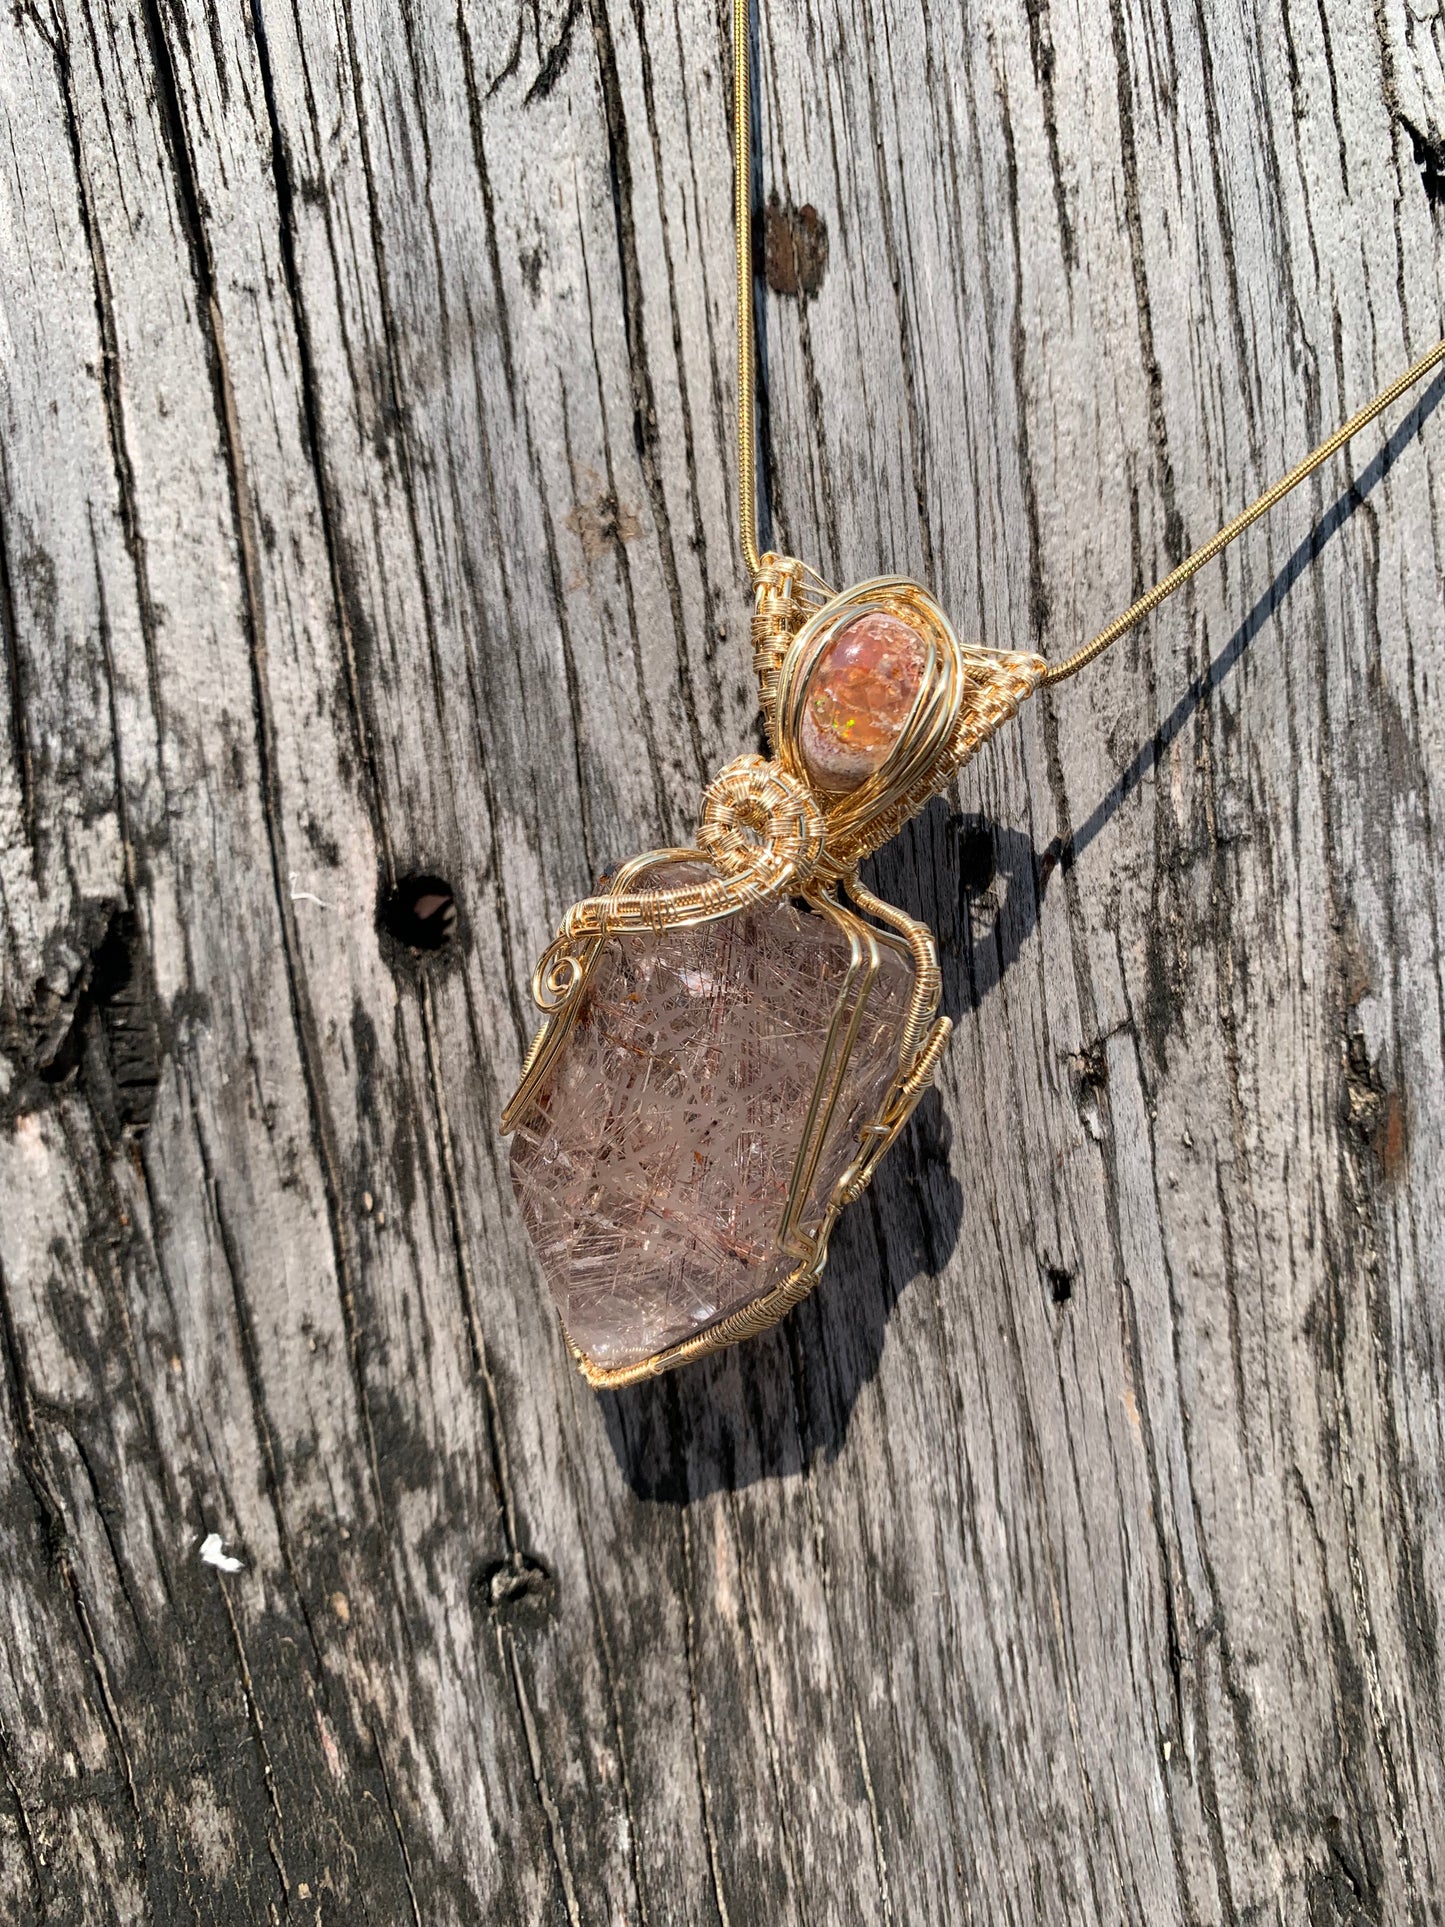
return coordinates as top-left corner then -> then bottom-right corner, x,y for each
730,1 -> 1444,673
734,0 -> 762,583
1041,334 -> 1445,681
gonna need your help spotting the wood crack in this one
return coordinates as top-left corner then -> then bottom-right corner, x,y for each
1105,0 -> 1185,567
626,0 -> 726,727
0,1711 -> 46,1920
993,40 -> 1050,643
863,0 -> 936,583
852,1705 -> 896,1927
371,1729 -> 425,1927
501,1626 -> 584,1927
54,4 -> 172,801
586,0 -> 709,784
0,485 -> 35,857
570,211 -> 677,838
553,1412 -> 652,1924
1022,0 -> 1077,273
139,0 -> 390,1529
214,1572 -> 293,1910
0,1250 -> 152,1906
248,0 -> 392,873
182,1064 -> 333,1686
455,2 -> 518,408
677,1507 -> 734,1927
417,971 -> 524,1553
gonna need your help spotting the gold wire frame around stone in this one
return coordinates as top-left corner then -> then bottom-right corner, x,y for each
502,556 -> 1045,1389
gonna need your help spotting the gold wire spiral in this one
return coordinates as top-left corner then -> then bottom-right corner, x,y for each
528,754 -> 827,1005
695,756 -> 826,892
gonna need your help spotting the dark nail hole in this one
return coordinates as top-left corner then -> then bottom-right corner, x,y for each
1070,1042 -> 1108,1091
760,194 -> 829,299
39,906 -> 161,1139
472,1554 -> 555,1623
379,873 -> 458,953
1046,1265 -> 1074,1306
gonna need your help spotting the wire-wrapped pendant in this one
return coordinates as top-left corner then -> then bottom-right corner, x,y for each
503,556 -> 1044,1386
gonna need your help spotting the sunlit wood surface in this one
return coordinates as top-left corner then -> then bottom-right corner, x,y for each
2,1 -> 1444,1918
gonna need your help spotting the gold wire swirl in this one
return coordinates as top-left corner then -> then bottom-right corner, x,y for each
695,756 -> 826,890
535,952 -> 585,1012
527,754 -> 827,1010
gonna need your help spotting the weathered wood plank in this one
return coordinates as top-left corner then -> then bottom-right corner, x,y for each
2,0 -> 1443,1920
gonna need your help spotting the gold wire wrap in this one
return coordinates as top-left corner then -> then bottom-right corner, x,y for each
506,0 -> 1445,1388
752,554 -> 834,734
503,565 -> 1039,1385
767,575 -> 1044,874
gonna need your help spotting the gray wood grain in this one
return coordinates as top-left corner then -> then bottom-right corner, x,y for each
2,0 -> 1443,1920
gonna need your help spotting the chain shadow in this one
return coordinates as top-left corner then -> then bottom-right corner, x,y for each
599,370 -> 1444,1500
1057,369 -> 1445,879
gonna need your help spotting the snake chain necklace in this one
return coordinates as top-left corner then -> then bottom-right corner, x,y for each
502,1 -> 1445,1388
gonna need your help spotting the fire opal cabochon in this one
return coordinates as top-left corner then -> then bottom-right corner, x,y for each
798,609 -> 929,795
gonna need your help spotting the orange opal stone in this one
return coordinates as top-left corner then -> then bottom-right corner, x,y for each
799,610 -> 928,794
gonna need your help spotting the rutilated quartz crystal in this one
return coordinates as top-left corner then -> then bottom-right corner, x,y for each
508,867 -> 912,1372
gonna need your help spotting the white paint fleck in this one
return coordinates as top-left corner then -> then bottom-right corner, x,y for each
199,1532 -> 244,1573
288,871 -> 329,909
315,1710 -> 344,1780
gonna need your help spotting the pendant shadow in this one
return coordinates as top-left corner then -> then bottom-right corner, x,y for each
596,1083 -> 963,1501
598,370 -> 1444,1502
